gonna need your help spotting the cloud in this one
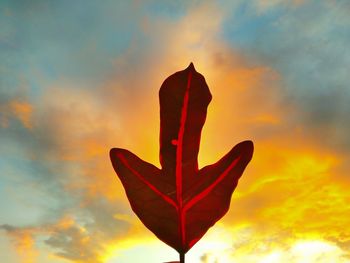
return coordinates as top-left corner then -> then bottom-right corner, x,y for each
254,0 -> 305,13
0,224 -> 39,263
1,1 -> 350,262
221,0 -> 350,153
1,193 -> 131,263
0,100 -> 33,129
0,79 -> 132,262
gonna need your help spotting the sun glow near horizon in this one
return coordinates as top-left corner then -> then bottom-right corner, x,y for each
101,226 -> 349,263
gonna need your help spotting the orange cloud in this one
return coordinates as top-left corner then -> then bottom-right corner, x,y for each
9,101 -> 33,129
1,227 -> 39,263
0,100 -> 33,129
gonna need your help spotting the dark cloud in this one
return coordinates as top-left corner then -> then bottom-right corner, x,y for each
1,195 -> 130,262
45,225 -> 99,262
0,224 -> 17,232
44,196 -> 129,263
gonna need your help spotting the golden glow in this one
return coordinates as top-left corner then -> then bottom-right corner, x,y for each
259,251 -> 283,263
7,230 -> 38,263
292,240 -> 340,257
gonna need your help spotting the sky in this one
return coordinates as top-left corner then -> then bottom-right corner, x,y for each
0,0 -> 350,262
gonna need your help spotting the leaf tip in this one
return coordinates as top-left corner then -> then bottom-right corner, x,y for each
187,62 -> 195,71
109,147 -> 125,162
109,147 -> 118,158
240,140 -> 254,161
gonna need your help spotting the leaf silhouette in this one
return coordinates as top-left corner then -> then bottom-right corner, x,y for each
110,63 -> 253,261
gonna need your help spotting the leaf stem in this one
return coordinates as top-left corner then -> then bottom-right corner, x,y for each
179,252 -> 185,263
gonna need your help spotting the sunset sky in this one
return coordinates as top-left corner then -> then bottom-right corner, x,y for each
1,1 -> 350,262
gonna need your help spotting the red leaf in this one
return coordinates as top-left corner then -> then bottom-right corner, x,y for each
110,63 -> 253,256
